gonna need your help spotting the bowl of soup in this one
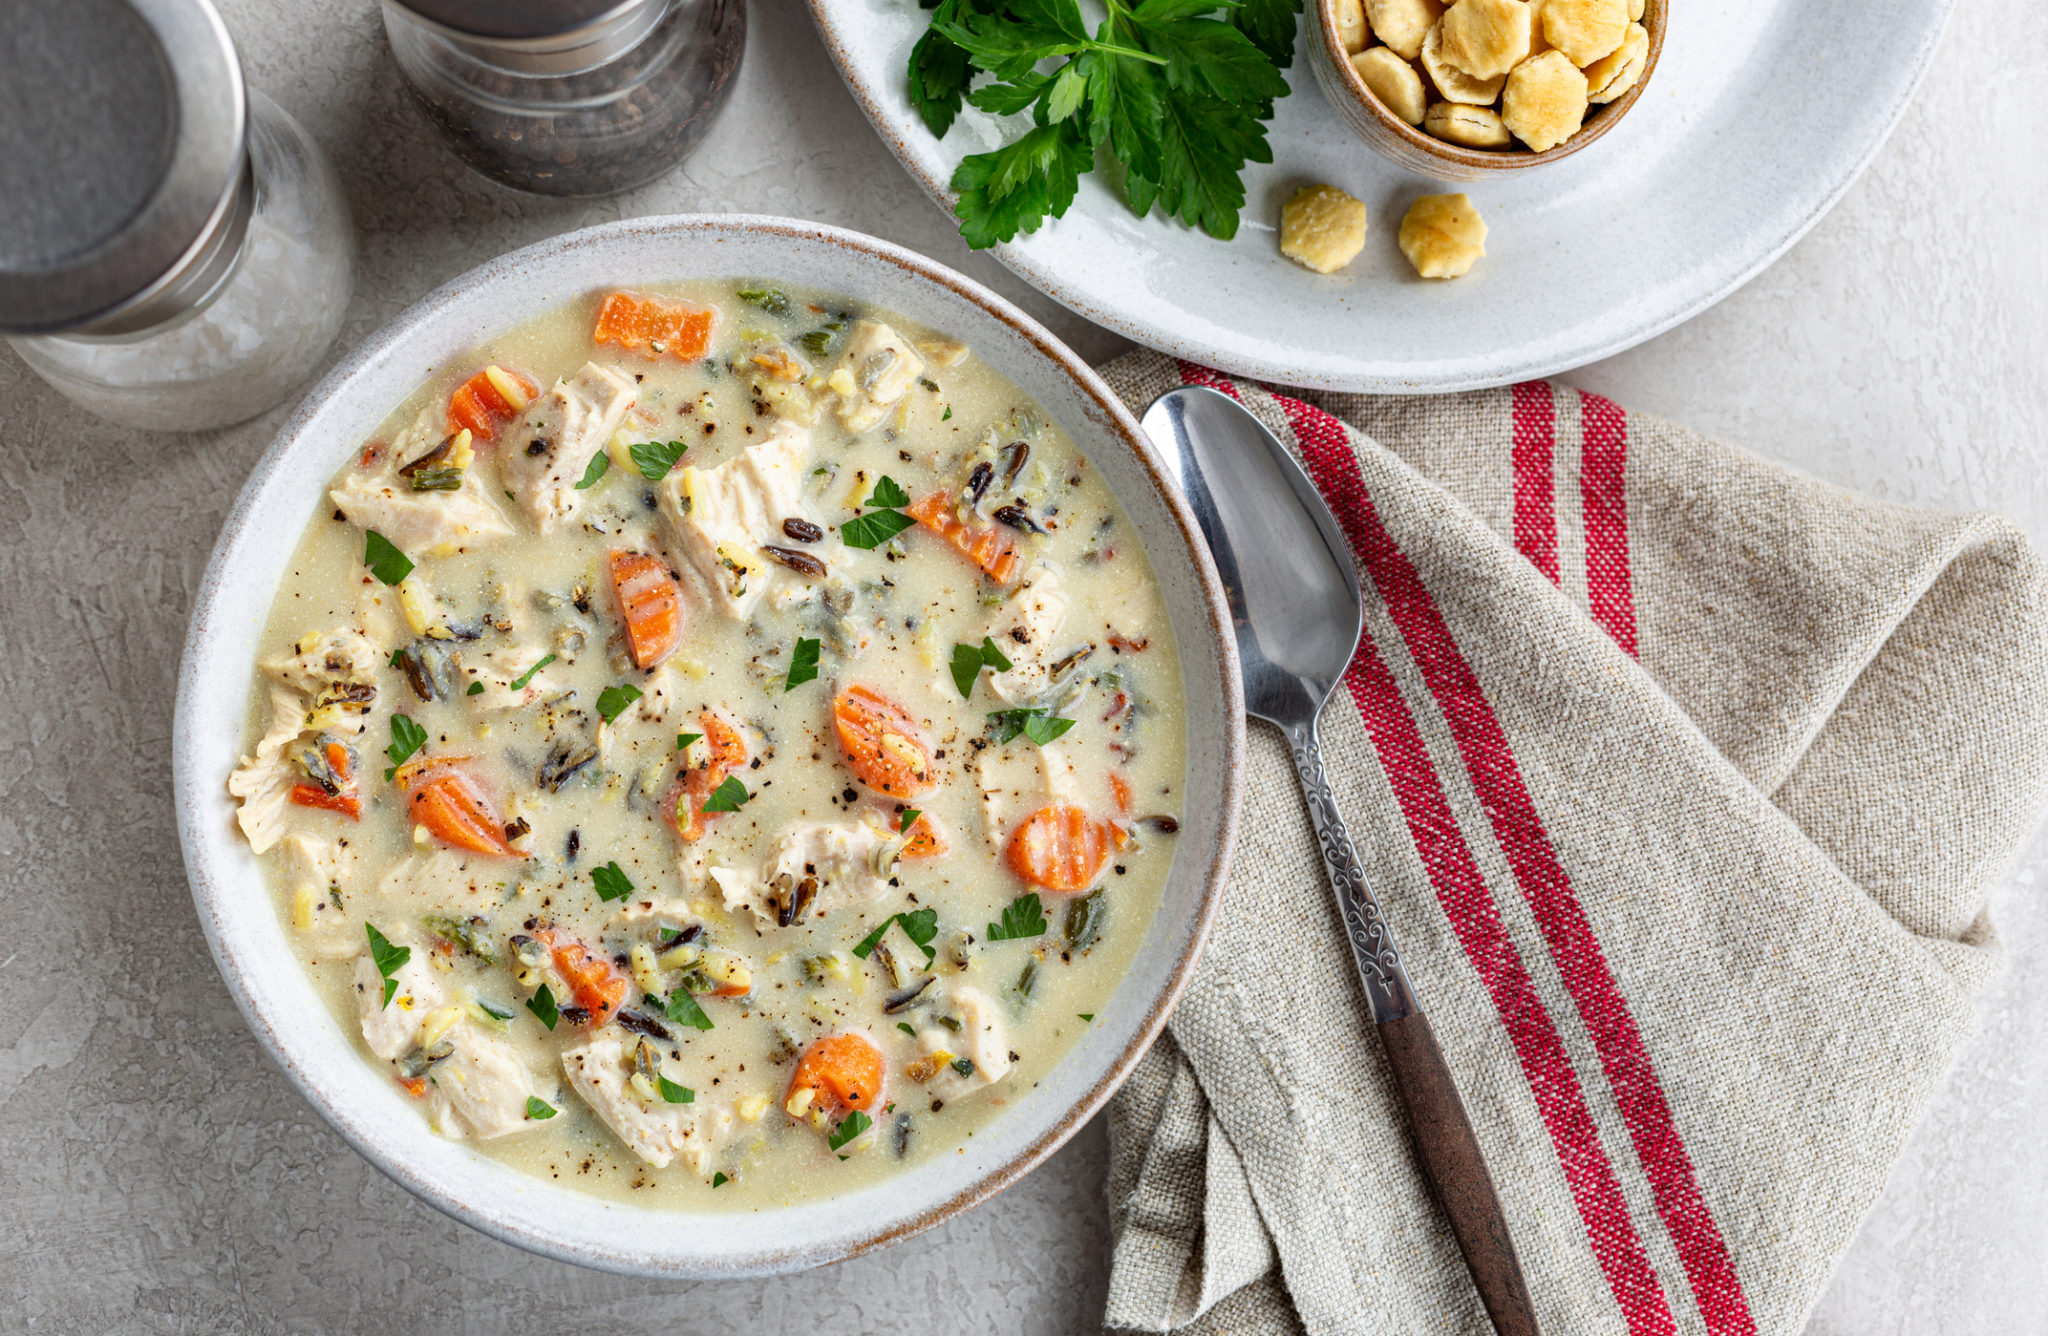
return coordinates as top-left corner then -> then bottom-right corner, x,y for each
172,215 -> 1243,1276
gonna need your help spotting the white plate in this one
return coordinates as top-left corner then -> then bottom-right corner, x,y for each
810,0 -> 1955,392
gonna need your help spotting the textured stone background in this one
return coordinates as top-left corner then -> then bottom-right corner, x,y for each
2,0 -> 2043,1331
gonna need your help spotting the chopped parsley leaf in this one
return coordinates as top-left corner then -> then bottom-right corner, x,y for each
852,906 -> 940,962
784,637 -> 822,692
897,1021 -> 917,1036
509,653 -> 556,691
828,1109 -> 873,1154
630,438 -> 689,481
711,1172 -> 730,1188
664,989 -> 715,1032
596,683 -> 642,724
383,714 -> 427,780
465,681 -> 484,696
700,775 -> 749,813
364,922 -> 410,1008
839,474 -> 917,550
950,636 -> 1014,698
986,892 -> 1048,942
574,450 -> 609,489
942,406 -> 952,421
676,731 -> 703,751
363,531 -> 414,585
525,1096 -> 557,1120
526,983 -> 560,1030
989,707 -> 1075,747
1079,1013 -> 1095,1021
591,861 -> 633,902
900,807 -> 921,834
657,1075 -> 695,1104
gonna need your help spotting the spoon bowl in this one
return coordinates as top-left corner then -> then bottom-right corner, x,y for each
1143,387 -> 1363,727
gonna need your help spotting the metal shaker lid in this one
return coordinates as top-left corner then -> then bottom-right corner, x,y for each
0,0 -> 247,335
386,0 -> 649,43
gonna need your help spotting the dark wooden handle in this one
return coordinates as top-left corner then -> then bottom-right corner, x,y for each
1378,1011 -> 1542,1336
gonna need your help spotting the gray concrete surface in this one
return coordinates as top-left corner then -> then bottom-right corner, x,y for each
2,0 -> 2042,1331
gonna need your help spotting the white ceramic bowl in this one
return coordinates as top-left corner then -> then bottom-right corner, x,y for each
172,215 -> 1244,1276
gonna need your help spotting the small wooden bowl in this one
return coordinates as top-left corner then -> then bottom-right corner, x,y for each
1309,0 -> 1667,181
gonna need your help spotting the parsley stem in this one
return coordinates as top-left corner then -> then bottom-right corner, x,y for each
1087,37 -> 1164,64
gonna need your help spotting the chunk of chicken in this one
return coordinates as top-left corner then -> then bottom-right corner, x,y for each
227,685 -> 314,854
425,1022 -> 552,1140
264,627 -> 383,697
330,409 -> 514,556
985,564 -> 1072,704
353,938 -> 447,1060
830,319 -> 925,433
454,642 -> 565,711
499,361 -> 638,535
708,818 -> 895,926
562,1031 -> 733,1171
975,740 -> 1082,852
916,985 -> 1012,1103
657,416 -> 816,621
376,850 -> 522,913
279,833 -> 358,950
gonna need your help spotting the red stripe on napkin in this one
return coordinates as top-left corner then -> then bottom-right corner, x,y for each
1347,638 -> 1680,1336
1171,362 -> 1677,1333
1579,392 -> 1638,656
1512,382 -> 1560,583
1274,390 -> 1757,1336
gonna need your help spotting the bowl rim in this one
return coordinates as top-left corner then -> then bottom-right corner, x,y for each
1315,0 -> 1667,172
170,212 -> 1245,1275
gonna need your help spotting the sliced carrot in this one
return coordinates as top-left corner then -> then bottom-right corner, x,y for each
669,711 -> 748,842
398,1076 -> 427,1099
592,290 -> 715,361
289,740 -> 361,819
833,685 -> 935,799
535,927 -> 627,1026
908,491 -> 1020,584
900,812 -> 947,860
608,549 -> 686,669
1109,772 -> 1132,815
395,757 -> 523,858
788,1032 -> 885,1115
1007,804 -> 1110,893
447,366 -> 537,442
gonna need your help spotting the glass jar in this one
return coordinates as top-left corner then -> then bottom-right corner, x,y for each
9,93 -> 356,433
381,0 -> 746,198
0,0 -> 356,432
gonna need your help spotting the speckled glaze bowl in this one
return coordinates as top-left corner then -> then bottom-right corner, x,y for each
1309,0 -> 1667,181
171,215 -> 1243,1276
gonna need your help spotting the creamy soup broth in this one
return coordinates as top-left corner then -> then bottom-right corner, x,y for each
230,280 -> 1186,1207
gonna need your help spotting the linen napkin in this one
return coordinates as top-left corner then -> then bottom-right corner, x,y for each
1092,351 -> 2048,1336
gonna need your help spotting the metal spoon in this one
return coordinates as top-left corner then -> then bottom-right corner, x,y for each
1142,386 -> 1540,1336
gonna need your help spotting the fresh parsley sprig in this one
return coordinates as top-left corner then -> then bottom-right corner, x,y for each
853,906 -> 941,963
384,714 -> 427,780
911,0 -> 1298,248
592,861 -> 634,902
701,775 -> 750,813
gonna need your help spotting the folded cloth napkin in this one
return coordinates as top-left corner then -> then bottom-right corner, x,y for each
1092,351 -> 2048,1336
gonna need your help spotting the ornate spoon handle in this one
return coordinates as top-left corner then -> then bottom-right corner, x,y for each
1284,716 -> 1541,1336
1286,718 -> 1418,1023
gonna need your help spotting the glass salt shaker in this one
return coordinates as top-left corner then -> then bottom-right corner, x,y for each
0,0 -> 356,433
380,0 -> 746,198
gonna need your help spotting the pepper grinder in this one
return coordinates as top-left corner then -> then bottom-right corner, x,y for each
381,0 -> 747,198
0,0 -> 357,432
